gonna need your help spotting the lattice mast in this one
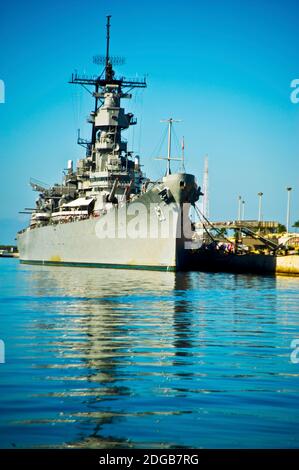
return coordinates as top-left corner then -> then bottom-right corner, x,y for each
69,15 -> 147,161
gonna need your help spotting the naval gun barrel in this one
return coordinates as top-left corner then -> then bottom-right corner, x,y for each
121,179 -> 134,202
107,178 -> 119,203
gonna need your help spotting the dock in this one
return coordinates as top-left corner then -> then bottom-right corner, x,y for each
191,219 -> 299,275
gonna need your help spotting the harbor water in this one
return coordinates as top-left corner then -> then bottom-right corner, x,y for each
0,258 -> 298,448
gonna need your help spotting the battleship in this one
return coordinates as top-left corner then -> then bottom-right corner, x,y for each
17,16 -> 202,271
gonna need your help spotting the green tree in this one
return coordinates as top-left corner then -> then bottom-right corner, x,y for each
292,220 -> 299,228
276,224 -> 286,233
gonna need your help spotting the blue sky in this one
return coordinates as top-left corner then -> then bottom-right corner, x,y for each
0,0 -> 298,243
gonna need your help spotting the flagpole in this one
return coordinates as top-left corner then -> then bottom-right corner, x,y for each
181,136 -> 185,172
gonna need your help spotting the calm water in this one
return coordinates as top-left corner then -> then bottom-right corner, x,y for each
0,258 -> 298,449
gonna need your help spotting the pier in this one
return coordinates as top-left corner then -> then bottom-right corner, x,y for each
192,219 -> 299,275
195,219 -> 279,230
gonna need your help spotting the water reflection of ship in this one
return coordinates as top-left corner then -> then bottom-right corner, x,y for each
173,273 -> 194,359
24,265 -> 197,447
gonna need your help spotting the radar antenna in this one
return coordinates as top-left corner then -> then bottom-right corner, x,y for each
93,15 -> 125,78
69,16 -> 146,151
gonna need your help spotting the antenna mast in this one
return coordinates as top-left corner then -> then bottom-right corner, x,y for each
156,118 -> 182,176
69,16 -> 146,157
166,118 -> 173,175
181,136 -> 186,172
105,15 -> 111,79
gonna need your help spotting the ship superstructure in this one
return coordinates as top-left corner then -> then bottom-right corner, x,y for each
30,16 -> 148,228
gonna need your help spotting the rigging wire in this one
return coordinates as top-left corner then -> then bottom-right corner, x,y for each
172,125 -> 182,155
172,125 -> 184,172
194,203 -> 233,245
70,80 -> 83,140
137,89 -> 144,155
80,84 -> 93,96
149,125 -> 168,159
129,89 -> 138,152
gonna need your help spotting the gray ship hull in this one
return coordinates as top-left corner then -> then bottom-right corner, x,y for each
17,174 -> 198,271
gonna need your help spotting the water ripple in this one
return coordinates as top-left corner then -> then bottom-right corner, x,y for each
0,260 -> 299,448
